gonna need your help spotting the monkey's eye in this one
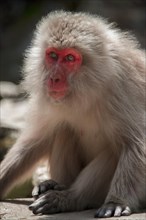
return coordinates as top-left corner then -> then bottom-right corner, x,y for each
65,54 -> 75,62
49,51 -> 58,60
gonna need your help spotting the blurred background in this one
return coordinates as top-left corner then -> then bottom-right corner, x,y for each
0,0 -> 146,83
0,0 -> 146,198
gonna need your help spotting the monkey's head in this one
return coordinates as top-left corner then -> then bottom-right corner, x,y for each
45,47 -> 82,100
23,11 -> 121,105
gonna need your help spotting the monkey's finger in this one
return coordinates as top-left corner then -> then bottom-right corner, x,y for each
36,207 -> 57,215
94,208 -> 101,218
122,206 -> 131,216
94,207 -> 106,218
103,206 -> 114,217
34,203 -> 59,215
114,206 -> 122,217
29,191 -> 58,211
32,182 -> 49,199
29,196 -> 59,215
41,180 -> 66,191
32,186 -> 39,199
95,204 -> 116,218
39,180 -> 57,191
29,197 -> 47,210
33,180 -> 60,198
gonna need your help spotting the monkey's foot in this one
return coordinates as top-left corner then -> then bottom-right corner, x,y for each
32,179 -> 66,199
29,190 -> 75,215
94,202 -> 131,218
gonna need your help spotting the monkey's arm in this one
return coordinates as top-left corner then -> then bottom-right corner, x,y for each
95,144 -> 146,218
0,129 -> 51,199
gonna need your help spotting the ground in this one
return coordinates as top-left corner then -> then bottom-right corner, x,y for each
0,199 -> 146,220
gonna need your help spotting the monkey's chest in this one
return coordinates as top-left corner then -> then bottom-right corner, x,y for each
73,120 -> 105,162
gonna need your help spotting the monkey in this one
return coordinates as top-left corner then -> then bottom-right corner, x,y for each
0,11 -> 145,218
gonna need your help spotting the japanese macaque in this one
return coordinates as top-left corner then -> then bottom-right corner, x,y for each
0,11 -> 145,218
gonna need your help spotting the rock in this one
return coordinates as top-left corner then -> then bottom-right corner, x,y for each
0,199 -> 146,220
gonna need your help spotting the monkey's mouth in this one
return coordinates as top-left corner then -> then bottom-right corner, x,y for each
49,89 -> 68,100
46,74 -> 69,100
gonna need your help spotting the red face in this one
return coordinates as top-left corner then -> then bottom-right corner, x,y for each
45,47 -> 82,100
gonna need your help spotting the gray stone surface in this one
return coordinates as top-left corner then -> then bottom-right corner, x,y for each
0,199 -> 146,220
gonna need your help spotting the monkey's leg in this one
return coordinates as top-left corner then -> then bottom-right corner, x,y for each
29,149 -> 117,215
0,131 -> 50,199
95,146 -> 146,218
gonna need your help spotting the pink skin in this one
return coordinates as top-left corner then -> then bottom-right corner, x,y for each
45,48 -> 82,100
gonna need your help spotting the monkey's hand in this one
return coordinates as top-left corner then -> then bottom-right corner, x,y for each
32,179 -> 66,199
94,202 -> 131,218
29,190 -> 75,215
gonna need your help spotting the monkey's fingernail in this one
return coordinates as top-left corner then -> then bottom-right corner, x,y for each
122,207 -> 131,216
29,204 -> 34,210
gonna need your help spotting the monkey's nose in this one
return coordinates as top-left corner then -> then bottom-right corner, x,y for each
50,75 -> 62,85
